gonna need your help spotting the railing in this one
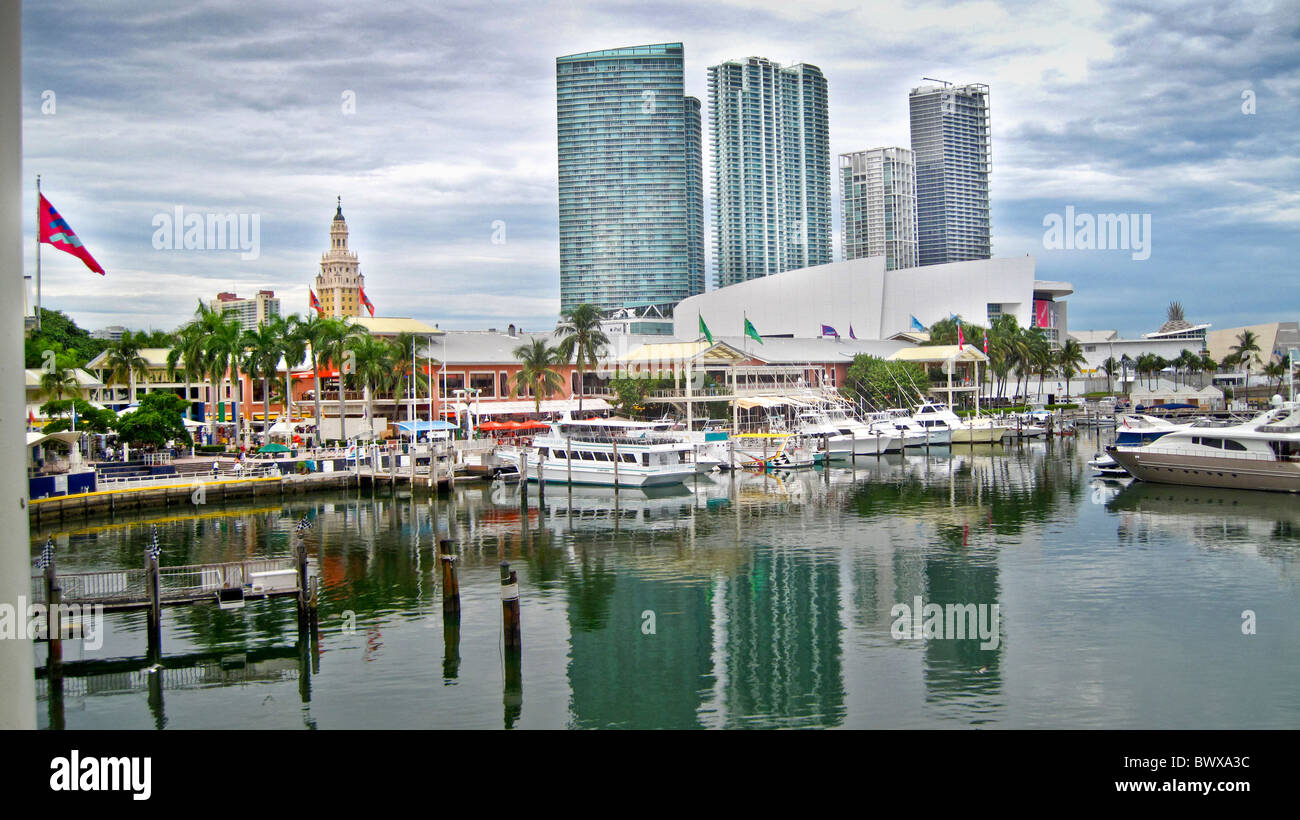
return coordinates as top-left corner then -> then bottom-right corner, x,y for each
95,464 -> 280,489
1121,446 -> 1295,463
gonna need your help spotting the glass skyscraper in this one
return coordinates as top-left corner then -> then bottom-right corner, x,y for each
556,43 -> 704,313
709,57 -> 831,289
909,83 -> 991,266
840,147 -> 918,270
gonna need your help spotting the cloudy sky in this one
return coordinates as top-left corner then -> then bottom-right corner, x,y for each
20,0 -> 1299,338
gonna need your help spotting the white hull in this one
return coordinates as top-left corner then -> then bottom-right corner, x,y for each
951,424 -> 1006,444
528,461 -> 696,487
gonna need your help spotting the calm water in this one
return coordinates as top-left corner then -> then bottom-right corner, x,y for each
31,429 -> 1300,729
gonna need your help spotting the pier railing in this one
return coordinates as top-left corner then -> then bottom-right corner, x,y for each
31,557 -> 305,607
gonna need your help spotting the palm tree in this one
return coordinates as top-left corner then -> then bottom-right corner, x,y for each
1197,353 -> 1217,389
511,338 -> 564,413
554,303 -> 610,414
1230,330 -> 1262,388
170,301 -> 231,441
315,318 -> 367,443
1100,356 -> 1118,395
1055,338 -> 1085,400
351,334 -> 398,439
242,322 -> 285,445
1119,353 -> 1133,395
1149,356 -> 1169,390
291,313 -> 332,446
1263,360 -> 1286,395
274,315 -> 307,427
203,316 -> 247,448
41,359 -> 80,404
104,337 -> 150,407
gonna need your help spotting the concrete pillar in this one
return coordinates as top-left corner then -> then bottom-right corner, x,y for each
0,0 -> 37,729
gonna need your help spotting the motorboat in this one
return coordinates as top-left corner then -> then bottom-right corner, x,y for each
912,401 -> 1006,444
1087,451 -> 1128,476
1108,402 -> 1300,493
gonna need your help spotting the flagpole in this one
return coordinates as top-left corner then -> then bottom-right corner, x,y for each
34,173 -> 40,331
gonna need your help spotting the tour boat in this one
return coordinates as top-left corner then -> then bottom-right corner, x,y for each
521,419 -> 698,487
1108,402 -> 1300,493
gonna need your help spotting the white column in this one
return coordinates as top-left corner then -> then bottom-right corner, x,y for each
0,0 -> 36,729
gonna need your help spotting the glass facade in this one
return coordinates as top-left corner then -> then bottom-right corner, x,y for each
909,83 -> 991,266
839,147 -> 917,270
556,43 -> 704,313
709,57 -> 831,288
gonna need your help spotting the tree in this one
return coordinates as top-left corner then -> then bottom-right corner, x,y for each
39,351 -> 81,403
349,334 -> 398,439
277,315 -> 308,427
291,313 -> 333,446
608,376 -> 672,420
39,398 -> 116,434
242,322 -> 286,444
315,318 -> 367,442
1197,353 -> 1217,389
1055,338 -> 1085,399
511,338 -> 564,413
841,355 -> 931,410
24,308 -> 108,368
1263,360 -> 1287,395
554,304 -> 610,414
202,314 -> 248,447
1100,356 -> 1118,395
113,391 -> 192,449
104,337 -> 150,407
1230,330 -> 1262,386
1119,353 -> 1133,395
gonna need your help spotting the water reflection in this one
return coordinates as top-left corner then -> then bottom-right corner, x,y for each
28,433 -> 1300,729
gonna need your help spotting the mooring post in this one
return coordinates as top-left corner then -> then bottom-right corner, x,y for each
440,538 -> 460,616
612,439 -> 619,488
851,431 -> 857,464
44,559 -> 62,675
500,561 -> 521,650
518,451 -> 527,505
566,437 -> 572,485
145,549 -> 162,663
537,449 -> 545,502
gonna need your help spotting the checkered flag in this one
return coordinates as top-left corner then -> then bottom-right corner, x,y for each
37,537 -> 54,570
147,525 -> 162,561
294,515 -> 313,536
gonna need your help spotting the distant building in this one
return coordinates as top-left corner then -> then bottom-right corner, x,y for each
840,147 -> 917,270
710,56 -> 831,287
909,82 -> 991,266
210,290 -> 281,331
599,303 -> 675,336
556,43 -> 705,313
673,255 -> 1069,342
315,198 -> 366,318
91,325 -> 127,342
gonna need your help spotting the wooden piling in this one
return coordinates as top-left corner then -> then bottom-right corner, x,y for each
439,538 -> 460,616
500,562 -> 520,651
612,439 -> 619,488
44,561 -> 62,674
145,549 -> 162,662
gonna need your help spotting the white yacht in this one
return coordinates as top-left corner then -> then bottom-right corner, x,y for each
819,405 -> 898,457
875,408 -> 950,447
522,420 -> 698,487
1108,402 -> 1300,493
912,401 -> 1006,444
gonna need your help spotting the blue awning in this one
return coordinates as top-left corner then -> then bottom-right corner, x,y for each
396,420 -> 458,433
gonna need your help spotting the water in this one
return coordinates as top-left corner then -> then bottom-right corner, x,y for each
30,429 -> 1300,729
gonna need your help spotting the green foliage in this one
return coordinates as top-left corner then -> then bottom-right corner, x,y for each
24,309 -> 108,368
841,355 -> 930,409
608,376 -> 672,419
1044,403 -> 1080,411
39,399 -> 116,434
114,391 -> 192,448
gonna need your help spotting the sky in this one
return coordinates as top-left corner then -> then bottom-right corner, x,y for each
19,0 -> 1300,339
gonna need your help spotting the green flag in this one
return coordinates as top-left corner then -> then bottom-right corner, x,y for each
699,313 -> 713,345
744,317 -> 763,345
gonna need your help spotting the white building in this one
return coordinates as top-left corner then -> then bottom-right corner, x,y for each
840,147 -> 917,270
673,255 -> 1070,343
210,289 -> 281,331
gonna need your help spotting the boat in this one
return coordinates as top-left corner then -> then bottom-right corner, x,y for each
883,408 -> 952,446
1087,452 -> 1128,476
522,419 -> 698,487
725,432 -> 815,470
1114,414 -> 1194,445
819,405 -> 898,457
912,401 -> 1006,444
1107,401 -> 1300,493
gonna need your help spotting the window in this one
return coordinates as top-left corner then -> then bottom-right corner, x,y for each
593,451 -> 610,461
622,453 -> 636,463
1223,439 -> 1247,452
554,450 -> 567,460
470,372 -> 496,398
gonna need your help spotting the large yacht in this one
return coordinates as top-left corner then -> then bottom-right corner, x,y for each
521,419 -> 698,487
1107,402 -> 1300,493
1113,414 -> 1195,446
912,401 -> 1006,444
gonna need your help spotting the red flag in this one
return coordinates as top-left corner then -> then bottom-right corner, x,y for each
309,289 -> 323,315
957,322 -> 965,348
28,410 -> 35,426
38,194 -> 105,274
359,286 -> 375,317
983,330 -> 988,355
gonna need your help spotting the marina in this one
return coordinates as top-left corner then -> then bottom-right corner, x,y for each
25,427 -> 1300,730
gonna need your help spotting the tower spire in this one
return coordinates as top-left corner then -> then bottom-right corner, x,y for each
335,195 -> 343,220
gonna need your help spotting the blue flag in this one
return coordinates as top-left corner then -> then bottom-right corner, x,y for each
910,315 -> 925,332
821,324 -> 839,338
